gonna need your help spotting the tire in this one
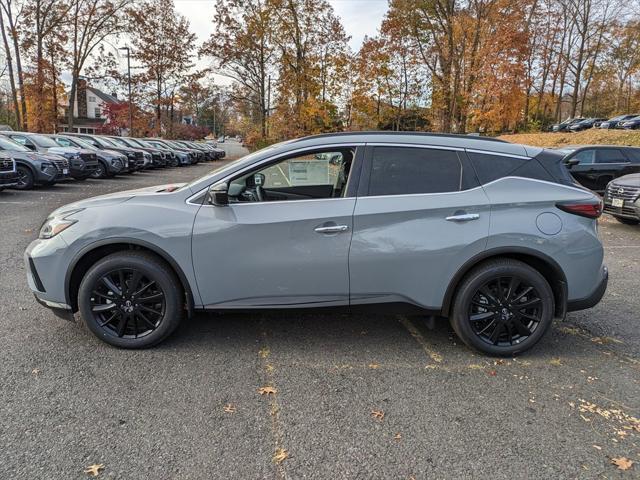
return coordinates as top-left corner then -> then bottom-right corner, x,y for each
91,162 -> 108,179
77,251 -> 184,348
614,216 -> 639,225
15,165 -> 34,190
450,258 -> 554,356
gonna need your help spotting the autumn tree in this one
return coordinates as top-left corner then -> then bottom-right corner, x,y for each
201,0 -> 276,138
127,0 -> 196,135
0,0 -> 28,128
66,0 -> 131,132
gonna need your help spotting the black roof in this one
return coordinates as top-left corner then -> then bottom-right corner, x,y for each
292,131 -> 507,144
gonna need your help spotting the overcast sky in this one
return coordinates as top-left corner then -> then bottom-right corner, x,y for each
172,0 -> 389,84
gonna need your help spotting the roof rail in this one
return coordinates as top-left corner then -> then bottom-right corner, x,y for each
291,131 -> 507,143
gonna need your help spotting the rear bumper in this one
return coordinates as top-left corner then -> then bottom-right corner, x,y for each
567,266 -> 608,312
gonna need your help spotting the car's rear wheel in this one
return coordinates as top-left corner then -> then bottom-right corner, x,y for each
450,259 -> 554,356
613,216 -> 639,225
78,251 -> 183,348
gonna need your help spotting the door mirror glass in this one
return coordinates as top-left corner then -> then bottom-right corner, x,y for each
207,182 -> 229,206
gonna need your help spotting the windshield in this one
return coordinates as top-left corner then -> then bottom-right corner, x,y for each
93,136 -> 118,147
68,137 -> 96,150
30,134 -> 60,148
108,137 -> 130,147
0,136 -> 30,152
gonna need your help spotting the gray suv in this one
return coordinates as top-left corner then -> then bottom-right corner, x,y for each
25,133 -> 608,355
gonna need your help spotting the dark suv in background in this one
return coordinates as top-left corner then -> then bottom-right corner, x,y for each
603,174 -> 640,224
49,134 -> 128,178
0,153 -> 19,190
64,133 -> 145,172
1,131 -> 99,180
107,136 -> 167,168
0,135 -> 69,189
555,145 -> 640,193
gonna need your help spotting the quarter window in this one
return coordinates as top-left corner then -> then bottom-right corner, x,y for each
468,152 -> 553,184
368,147 -> 462,196
596,149 -> 627,163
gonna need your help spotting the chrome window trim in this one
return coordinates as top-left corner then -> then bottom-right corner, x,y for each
186,142 -> 365,205
465,148 -> 531,160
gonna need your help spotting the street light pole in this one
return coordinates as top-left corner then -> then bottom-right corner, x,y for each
119,46 -> 132,136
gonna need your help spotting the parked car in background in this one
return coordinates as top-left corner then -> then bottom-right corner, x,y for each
551,118 -> 585,132
164,140 -> 201,163
26,132 -> 607,356
555,145 -> 640,193
49,134 -> 128,178
144,138 -> 193,166
598,114 -> 638,129
107,136 -> 167,168
200,142 -> 225,159
133,139 -> 180,167
0,153 -> 19,191
603,173 -> 640,224
0,135 -> 69,189
1,131 -> 98,180
217,136 -> 225,143
567,118 -> 607,132
64,133 -> 145,171
620,115 -> 640,130
174,140 -> 212,161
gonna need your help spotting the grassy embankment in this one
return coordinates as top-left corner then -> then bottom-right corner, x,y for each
498,129 -> 640,148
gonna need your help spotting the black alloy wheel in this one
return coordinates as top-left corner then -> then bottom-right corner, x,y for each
450,259 -> 554,356
89,268 -> 166,339
78,251 -> 183,348
468,276 -> 542,347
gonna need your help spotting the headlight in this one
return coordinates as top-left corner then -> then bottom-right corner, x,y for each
39,209 -> 84,239
64,152 -> 80,160
40,162 -> 53,170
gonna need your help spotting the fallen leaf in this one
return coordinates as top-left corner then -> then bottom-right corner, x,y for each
265,364 -> 274,373
371,410 -> 385,421
368,363 -> 380,369
550,358 -> 562,366
223,404 -> 236,414
592,445 -> 602,450
31,368 -> 40,375
610,457 -> 634,471
258,348 -> 270,358
394,432 -> 402,441
273,448 -> 288,464
468,364 -> 483,370
84,464 -> 105,477
430,352 -> 443,363
258,386 -> 276,396
487,370 -> 497,376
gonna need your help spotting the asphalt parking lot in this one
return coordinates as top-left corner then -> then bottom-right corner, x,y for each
1,147 -> 639,478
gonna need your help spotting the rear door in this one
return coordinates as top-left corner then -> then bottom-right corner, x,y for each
349,145 -> 490,310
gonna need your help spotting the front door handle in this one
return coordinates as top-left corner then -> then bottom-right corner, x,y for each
314,225 -> 349,234
446,213 -> 480,222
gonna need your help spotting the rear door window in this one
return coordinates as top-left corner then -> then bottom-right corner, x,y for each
367,147 -> 463,196
596,149 -> 628,163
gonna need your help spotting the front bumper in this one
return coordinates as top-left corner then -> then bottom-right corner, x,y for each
0,171 -> 19,188
567,266 -> 608,312
25,234 -> 74,314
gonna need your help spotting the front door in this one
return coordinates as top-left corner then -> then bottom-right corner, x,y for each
349,145 -> 491,310
191,146 -> 360,308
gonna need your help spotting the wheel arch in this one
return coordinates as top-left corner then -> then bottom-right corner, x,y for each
65,239 -> 195,318
15,159 -> 37,176
441,247 -> 568,319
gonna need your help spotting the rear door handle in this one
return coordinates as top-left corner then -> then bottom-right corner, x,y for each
446,213 -> 480,222
314,225 -> 349,234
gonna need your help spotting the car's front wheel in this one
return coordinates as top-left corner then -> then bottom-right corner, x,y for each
78,251 -> 184,348
450,259 -> 554,356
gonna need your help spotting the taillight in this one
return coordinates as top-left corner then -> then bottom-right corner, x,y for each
556,200 -> 603,219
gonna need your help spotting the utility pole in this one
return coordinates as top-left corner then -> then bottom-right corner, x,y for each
119,46 -> 132,136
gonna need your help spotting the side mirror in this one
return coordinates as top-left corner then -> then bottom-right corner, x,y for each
564,159 -> 580,169
207,182 -> 228,206
26,144 -> 37,151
